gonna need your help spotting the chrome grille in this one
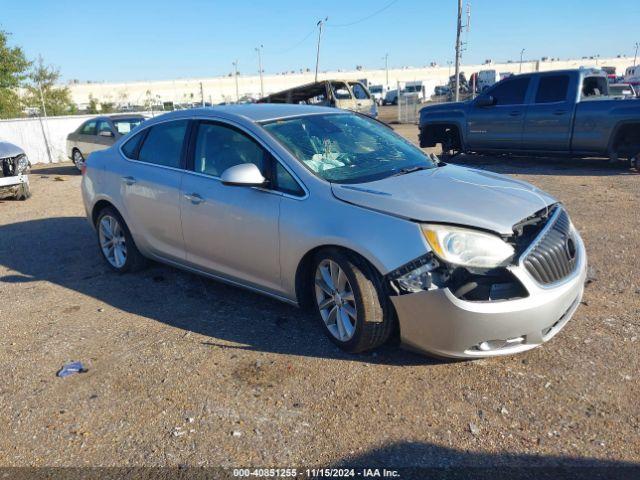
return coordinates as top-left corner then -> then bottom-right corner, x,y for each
522,208 -> 578,285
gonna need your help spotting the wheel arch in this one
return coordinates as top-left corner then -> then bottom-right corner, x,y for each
608,120 -> 640,156
419,121 -> 465,150
294,244 -> 385,308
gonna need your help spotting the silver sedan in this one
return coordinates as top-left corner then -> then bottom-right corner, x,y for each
81,104 -> 586,358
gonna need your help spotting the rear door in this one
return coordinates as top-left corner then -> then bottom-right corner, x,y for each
466,76 -> 532,151
522,73 -> 575,152
76,120 -> 97,157
119,119 -> 188,262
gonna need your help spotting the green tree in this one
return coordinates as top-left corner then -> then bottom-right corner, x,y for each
0,30 -> 30,118
22,56 -> 76,116
87,94 -> 99,114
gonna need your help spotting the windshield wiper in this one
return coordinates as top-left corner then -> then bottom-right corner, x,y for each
391,165 -> 430,177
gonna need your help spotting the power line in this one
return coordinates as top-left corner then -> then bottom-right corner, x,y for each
328,0 -> 399,27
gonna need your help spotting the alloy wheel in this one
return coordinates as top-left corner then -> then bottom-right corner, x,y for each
73,150 -> 84,169
314,259 -> 358,342
98,215 -> 127,269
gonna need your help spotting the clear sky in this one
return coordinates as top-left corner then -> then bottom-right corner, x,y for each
1,0 -> 639,83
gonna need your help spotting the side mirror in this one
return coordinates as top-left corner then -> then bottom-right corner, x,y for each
221,163 -> 267,187
99,130 -> 114,137
475,95 -> 496,107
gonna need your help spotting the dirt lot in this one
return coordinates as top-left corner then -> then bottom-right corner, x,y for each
1,126 -> 639,472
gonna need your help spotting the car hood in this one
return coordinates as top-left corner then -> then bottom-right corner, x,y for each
331,164 -> 557,235
0,141 -> 25,159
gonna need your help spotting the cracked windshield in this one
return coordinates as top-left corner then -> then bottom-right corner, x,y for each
263,113 -> 437,183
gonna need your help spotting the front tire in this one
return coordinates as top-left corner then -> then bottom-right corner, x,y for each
95,207 -> 146,272
312,249 -> 395,354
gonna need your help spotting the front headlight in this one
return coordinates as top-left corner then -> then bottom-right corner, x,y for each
16,154 -> 29,174
421,224 -> 515,268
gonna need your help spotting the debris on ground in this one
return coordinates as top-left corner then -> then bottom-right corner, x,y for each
57,361 -> 88,378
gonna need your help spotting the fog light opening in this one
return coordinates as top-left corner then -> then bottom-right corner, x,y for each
476,336 -> 525,352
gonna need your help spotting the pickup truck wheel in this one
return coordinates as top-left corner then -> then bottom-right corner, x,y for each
312,249 -> 395,354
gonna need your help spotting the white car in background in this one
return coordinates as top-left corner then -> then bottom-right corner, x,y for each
477,69 -> 501,92
0,140 -> 30,200
368,85 -> 387,105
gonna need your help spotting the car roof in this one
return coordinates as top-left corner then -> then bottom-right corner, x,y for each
142,104 -> 345,125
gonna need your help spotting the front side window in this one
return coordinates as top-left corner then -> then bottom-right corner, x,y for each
349,83 -> 370,100
489,77 -> 530,105
331,82 -> 352,100
97,120 -> 113,135
80,121 -> 96,135
273,162 -> 304,196
263,113 -> 437,184
137,120 -> 188,168
113,117 -> 144,135
535,75 -> 570,103
193,122 -> 267,177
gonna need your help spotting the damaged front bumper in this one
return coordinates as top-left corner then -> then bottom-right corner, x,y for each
391,232 -> 587,359
0,173 -> 29,191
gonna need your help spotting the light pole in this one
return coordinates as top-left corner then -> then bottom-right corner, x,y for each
232,60 -> 239,102
383,53 -> 389,87
315,17 -> 328,83
255,45 -> 264,98
454,0 -> 462,101
519,48 -> 525,73
634,42 -> 639,66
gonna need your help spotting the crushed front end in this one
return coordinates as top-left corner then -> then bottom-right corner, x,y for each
388,205 -> 587,358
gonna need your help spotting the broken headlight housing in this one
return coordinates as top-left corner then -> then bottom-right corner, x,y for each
421,224 -> 514,269
15,154 -> 29,174
388,254 -> 441,294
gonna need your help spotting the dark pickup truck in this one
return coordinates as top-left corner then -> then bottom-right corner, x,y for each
419,68 -> 640,163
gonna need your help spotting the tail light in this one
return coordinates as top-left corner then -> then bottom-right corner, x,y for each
80,163 -> 87,175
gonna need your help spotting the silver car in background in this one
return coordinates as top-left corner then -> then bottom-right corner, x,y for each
67,114 -> 145,170
81,104 -> 586,358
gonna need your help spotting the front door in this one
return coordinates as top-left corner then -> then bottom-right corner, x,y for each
180,120 -> 282,294
466,76 -> 532,151
522,73 -> 575,151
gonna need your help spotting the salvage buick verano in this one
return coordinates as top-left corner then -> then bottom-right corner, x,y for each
81,104 -> 587,358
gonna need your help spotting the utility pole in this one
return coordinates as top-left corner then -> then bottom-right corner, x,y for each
232,60 -> 239,102
256,45 -> 264,97
454,0 -> 462,101
315,17 -> 328,83
634,42 -> 639,66
199,82 -> 204,107
383,53 -> 389,87
519,48 -> 525,73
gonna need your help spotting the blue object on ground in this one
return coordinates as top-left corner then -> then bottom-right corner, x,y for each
57,361 -> 88,378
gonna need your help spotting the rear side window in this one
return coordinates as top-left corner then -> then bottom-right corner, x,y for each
121,130 -> 146,159
80,121 -> 96,135
137,120 -> 188,168
490,77 -> 530,105
535,75 -> 570,103
97,120 -> 113,135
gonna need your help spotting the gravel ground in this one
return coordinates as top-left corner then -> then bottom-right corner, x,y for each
0,126 -> 639,471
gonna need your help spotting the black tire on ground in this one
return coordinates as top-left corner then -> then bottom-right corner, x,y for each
312,248 -> 396,354
72,149 -> 84,171
95,206 -> 147,273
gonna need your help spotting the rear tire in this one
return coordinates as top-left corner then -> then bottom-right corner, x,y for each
311,248 -> 395,354
95,206 -> 147,273
72,149 -> 84,171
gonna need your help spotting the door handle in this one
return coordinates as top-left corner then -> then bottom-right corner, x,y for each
553,110 -> 566,115
509,111 -> 522,117
121,176 -> 137,185
184,193 -> 204,205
